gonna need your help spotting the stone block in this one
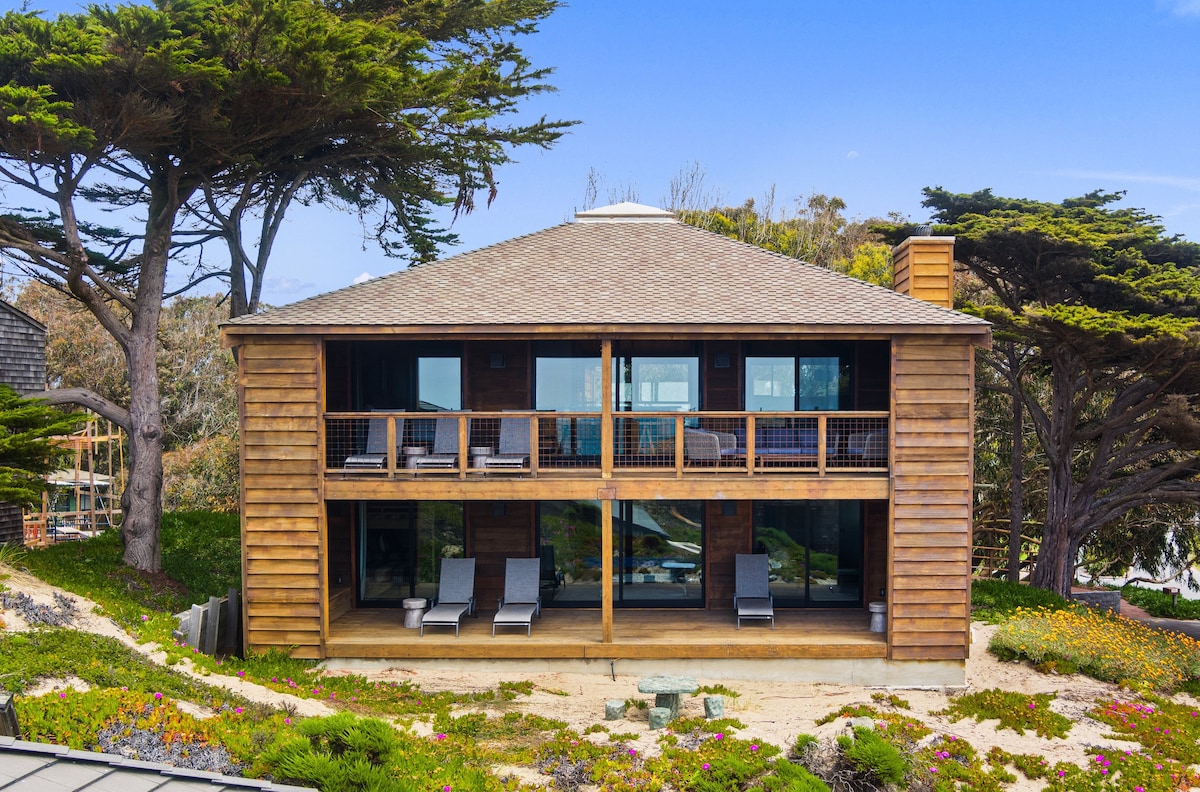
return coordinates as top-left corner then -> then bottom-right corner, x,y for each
648,706 -> 672,730
605,700 -> 626,720
1071,590 -> 1121,614
703,695 -> 724,719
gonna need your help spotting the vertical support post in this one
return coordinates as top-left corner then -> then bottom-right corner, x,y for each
746,414 -> 756,474
386,416 -> 397,478
202,595 -> 222,655
601,340 -> 613,480
601,497 -> 613,643
529,414 -> 539,477
458,414 -> 468,479
817,414 -> 826,476
674,415 -> 684,477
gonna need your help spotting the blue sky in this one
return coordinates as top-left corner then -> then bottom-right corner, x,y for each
22,0 -> 1200,305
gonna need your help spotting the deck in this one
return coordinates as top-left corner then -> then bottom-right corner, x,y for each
325,607 -> 885,660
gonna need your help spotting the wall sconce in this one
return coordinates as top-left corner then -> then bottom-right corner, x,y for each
492,502 -> 507,518
713,353 -> 730,369
490,353 -> 506,369
721,501 -> 737,516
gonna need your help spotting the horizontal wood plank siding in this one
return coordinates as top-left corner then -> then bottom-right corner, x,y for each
239,337 -> 324,658
890,335 -> 973,661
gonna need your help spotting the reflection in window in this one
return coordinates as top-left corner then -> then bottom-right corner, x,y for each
417,357 -> 461,411
752,500 -> 861,607
359,501 -> 464,605
535,357 -> 603,411
617,356 -> 699,411
746,357 -> 795,411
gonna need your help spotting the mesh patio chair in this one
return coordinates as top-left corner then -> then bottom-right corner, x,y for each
734,553 -> 774,630
493,557 -> 542,636
344,416 -> 404,468
420,557 -> 476,636
483,417 -> 530,469
409,417 -> 460,469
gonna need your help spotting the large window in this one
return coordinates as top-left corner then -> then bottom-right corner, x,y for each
538,500 -> 704,607
359,501 -> 463,605
326,341 -> 461,412
616,356 -> 699,411
535,356 -> 603,411
745,349 -> 849,411
752,501 -> 862,607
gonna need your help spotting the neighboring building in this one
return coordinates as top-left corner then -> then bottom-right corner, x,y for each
0,299 -> 48,545
221,203 -> 990,684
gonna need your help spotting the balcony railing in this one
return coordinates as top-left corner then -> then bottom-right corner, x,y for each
323,411 -> 889,477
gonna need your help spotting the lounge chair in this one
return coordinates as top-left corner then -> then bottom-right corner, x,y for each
483,417 -> 530,469
493,557 -> 541,636
734,553 -> 774,630
540,546 -> 564,593
344,416 -> 404,468
409,417 -> 459,469
420,557 -> 476,636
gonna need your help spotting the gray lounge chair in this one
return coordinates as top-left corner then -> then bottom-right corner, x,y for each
421,557 -> 476,636
493,557 -> 541,636
734,553 -> 774,630
409,417 -> 459,469
483,417 -> 530,469
344,416 -> 404,468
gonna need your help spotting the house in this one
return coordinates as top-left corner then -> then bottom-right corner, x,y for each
221,203 -> 990,684
0,299 -> 47,546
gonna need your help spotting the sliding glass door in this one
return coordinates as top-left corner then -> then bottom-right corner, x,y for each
358,501 -> 464,606
538,500 -> 704,607
752,501 -> 862,607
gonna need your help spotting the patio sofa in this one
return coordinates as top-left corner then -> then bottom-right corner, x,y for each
731,426 -> 840,459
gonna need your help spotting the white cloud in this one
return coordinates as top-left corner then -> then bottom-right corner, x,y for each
1054,169 -> 1200,193
352,271 -> 374,284
1162,0 -> 1200,16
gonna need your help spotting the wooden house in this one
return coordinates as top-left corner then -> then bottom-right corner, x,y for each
0,299 -> 47,545
221,203 -> 990,684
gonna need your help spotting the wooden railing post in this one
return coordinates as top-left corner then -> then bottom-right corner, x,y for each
817,414 -> 826,476
529,414 -> 539,477
746,414 -> 756,475
458,414 -> 468,479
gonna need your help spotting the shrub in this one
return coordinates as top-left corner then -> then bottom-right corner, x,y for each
935,688 -> 1071,738
971,578 -> 1074,623
836,726 -> 907,785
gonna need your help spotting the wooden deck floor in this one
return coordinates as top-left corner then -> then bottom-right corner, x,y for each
325,608 -> 886,660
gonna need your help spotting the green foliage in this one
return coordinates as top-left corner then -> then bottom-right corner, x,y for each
831,241 -> 893,287
836,726 -> 907,785
0,628 -> 238,703
159,511 -> 242,598
869,692 -> 910,709
971,578 -> 1075,623
1120,584 -> 1200,620
696,682 -> 740,699
0,384 -> 84,505
990,606 -> 1200,692
935,688 -> 1071,737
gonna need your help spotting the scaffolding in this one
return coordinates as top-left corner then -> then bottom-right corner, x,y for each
23,415 -> 125,546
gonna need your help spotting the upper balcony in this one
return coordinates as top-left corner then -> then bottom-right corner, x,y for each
324,411 -> 889,478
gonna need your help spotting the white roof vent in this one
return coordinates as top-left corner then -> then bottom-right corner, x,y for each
574,202 -> 676,223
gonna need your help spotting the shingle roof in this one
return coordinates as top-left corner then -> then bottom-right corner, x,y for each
0,736 -> 317,791
226,207 -> 988,333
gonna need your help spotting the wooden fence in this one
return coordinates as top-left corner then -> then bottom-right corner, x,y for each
172,589 -> 243,658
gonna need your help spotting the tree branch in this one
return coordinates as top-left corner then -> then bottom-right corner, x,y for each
28,387 -> 130,430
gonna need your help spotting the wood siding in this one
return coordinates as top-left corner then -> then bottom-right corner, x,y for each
240,338 -> 324,658
704,501 -> 750,607
892,238 -> 954,310
467,501 -> 535,607
890,335 -> 974,661
0,300 -> 46,395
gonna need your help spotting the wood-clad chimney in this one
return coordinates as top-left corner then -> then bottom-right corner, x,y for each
892,234 -> 955,309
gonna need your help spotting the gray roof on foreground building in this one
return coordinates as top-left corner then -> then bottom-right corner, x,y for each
0,736 -> 316,792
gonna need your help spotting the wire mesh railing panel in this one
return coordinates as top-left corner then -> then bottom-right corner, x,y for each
683,416 -> 747,470
612,415 -> 679,469
537,414 -> 602,470
325,416 -> 390,471
826,416 -> 889,470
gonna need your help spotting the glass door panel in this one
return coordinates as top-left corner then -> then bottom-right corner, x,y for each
359,501 -> 463,605
746,357 -> 795,411
538,501 -> 603,606
752,501 -> 862,607
614,501 -> 703,606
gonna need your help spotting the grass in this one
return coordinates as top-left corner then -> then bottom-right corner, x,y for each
970,577 -> 1077,623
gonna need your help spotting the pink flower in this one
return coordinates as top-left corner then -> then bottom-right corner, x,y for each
930,767 -> 938,773
140,614 -> 148,622
284,718 -> 291,725
1058,770 -> 1066,777
443,787 -> 451,792
714,732 -> 724,740
235,707 -> 243,714
154,692 -> 162,700
436,733 -> 446,740
237,670 -> 245,677
750,745 -> 759,752
702,763 -> 710,771
59,693 -> 66,699
628,748 -> 637,756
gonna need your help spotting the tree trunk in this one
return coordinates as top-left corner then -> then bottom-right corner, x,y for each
1007,387 -> 1025,583
121,332 -> 164,572
1029,354 -> 1077,598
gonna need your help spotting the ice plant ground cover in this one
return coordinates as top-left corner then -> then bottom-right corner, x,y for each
989,605 -> 1200,693
4,532 -> 1200,789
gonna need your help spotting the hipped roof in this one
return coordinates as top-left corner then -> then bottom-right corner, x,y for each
224,204 -> 988,337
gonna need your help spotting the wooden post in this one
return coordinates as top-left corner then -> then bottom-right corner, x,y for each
746,415 -> 756,475
202,595 -> 222,655
187,604 -> 205,649
601,496 -> 613,643
458,414 -> 468,479
386,416 -> 397,478
817,414 -> 826,476
674,415 -> 684,478
529,414 -> 539,477
222,588 -> 241,653
601,340 -> 613,480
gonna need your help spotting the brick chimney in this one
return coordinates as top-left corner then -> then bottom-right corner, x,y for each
892,234 -> 955,309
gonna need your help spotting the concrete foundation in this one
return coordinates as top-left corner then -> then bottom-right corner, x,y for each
319,656 -> 967,688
